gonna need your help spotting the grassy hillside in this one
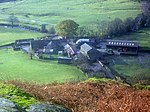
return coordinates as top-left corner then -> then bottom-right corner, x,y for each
116,28 -> 150,48
0,26 -> 46,46
0,0 -> 141,28
0,49 -> 86,83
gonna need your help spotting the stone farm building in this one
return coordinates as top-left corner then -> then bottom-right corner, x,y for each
80,43 -> 103,62
30,39 -> 67,54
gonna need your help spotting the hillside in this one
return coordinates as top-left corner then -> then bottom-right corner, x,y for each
8,79 -> 150,112
116,28 -> 150,48
0,0 -> 141,28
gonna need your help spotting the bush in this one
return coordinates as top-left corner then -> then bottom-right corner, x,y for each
107,18 -> 126,37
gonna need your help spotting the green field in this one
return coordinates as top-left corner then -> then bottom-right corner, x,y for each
0,0 -> 141,27
111,55 -> 150,84
0,49 -> 86,83
0,26 -> 47,46
116,28 -> 150,48
114,64 -> 150,77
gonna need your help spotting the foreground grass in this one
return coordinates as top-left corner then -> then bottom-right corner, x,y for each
0,26 -> 46,46
0,0 -> 141,27
8,79 -> 150,112
0,49 -> 86,83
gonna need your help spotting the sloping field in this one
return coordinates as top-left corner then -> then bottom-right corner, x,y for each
0,26 -> 46,46
0,0 -> 141,27
0,49 -> 86,83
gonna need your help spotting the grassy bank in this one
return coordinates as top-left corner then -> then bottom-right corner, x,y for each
0,49 -> 86,83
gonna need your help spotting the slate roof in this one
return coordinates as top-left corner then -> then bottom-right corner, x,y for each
106,40 -> 139,47
80,43 -> 92,54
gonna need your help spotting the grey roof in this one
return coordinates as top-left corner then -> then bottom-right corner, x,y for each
106,40 -> 139,47
80,43 -> 92,53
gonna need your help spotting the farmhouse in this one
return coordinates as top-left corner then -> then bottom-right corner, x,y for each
30,40 -> 51,53
46,39 -> 67,53
106,40 -> 139,55
80,43 -> 103,62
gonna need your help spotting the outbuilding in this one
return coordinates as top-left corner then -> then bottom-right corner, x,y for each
106,40 -> 139,55
80,43 -> 103,62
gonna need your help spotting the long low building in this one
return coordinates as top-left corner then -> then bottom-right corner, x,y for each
106,40 -> 139,55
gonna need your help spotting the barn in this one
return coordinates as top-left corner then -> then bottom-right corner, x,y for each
106,40 -> 139,55
30,40 -> 51,53
80,43 -> 103,62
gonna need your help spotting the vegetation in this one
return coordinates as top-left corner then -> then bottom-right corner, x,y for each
0,82 -> 37,108
0,0 -> 141,28
114,64 -> 150,84
0,26 -> 46,46
56,20 -> 79,38
115,28 -> 150,47
141,1 -> 150,16
8,80 -> 150,112
0,49 -> 87,83
7,14 -> 19,26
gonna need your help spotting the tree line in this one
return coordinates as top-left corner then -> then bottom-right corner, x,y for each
55,0 -> 150,38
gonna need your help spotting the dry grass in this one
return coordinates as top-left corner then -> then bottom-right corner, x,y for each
7,80 -> 150,112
